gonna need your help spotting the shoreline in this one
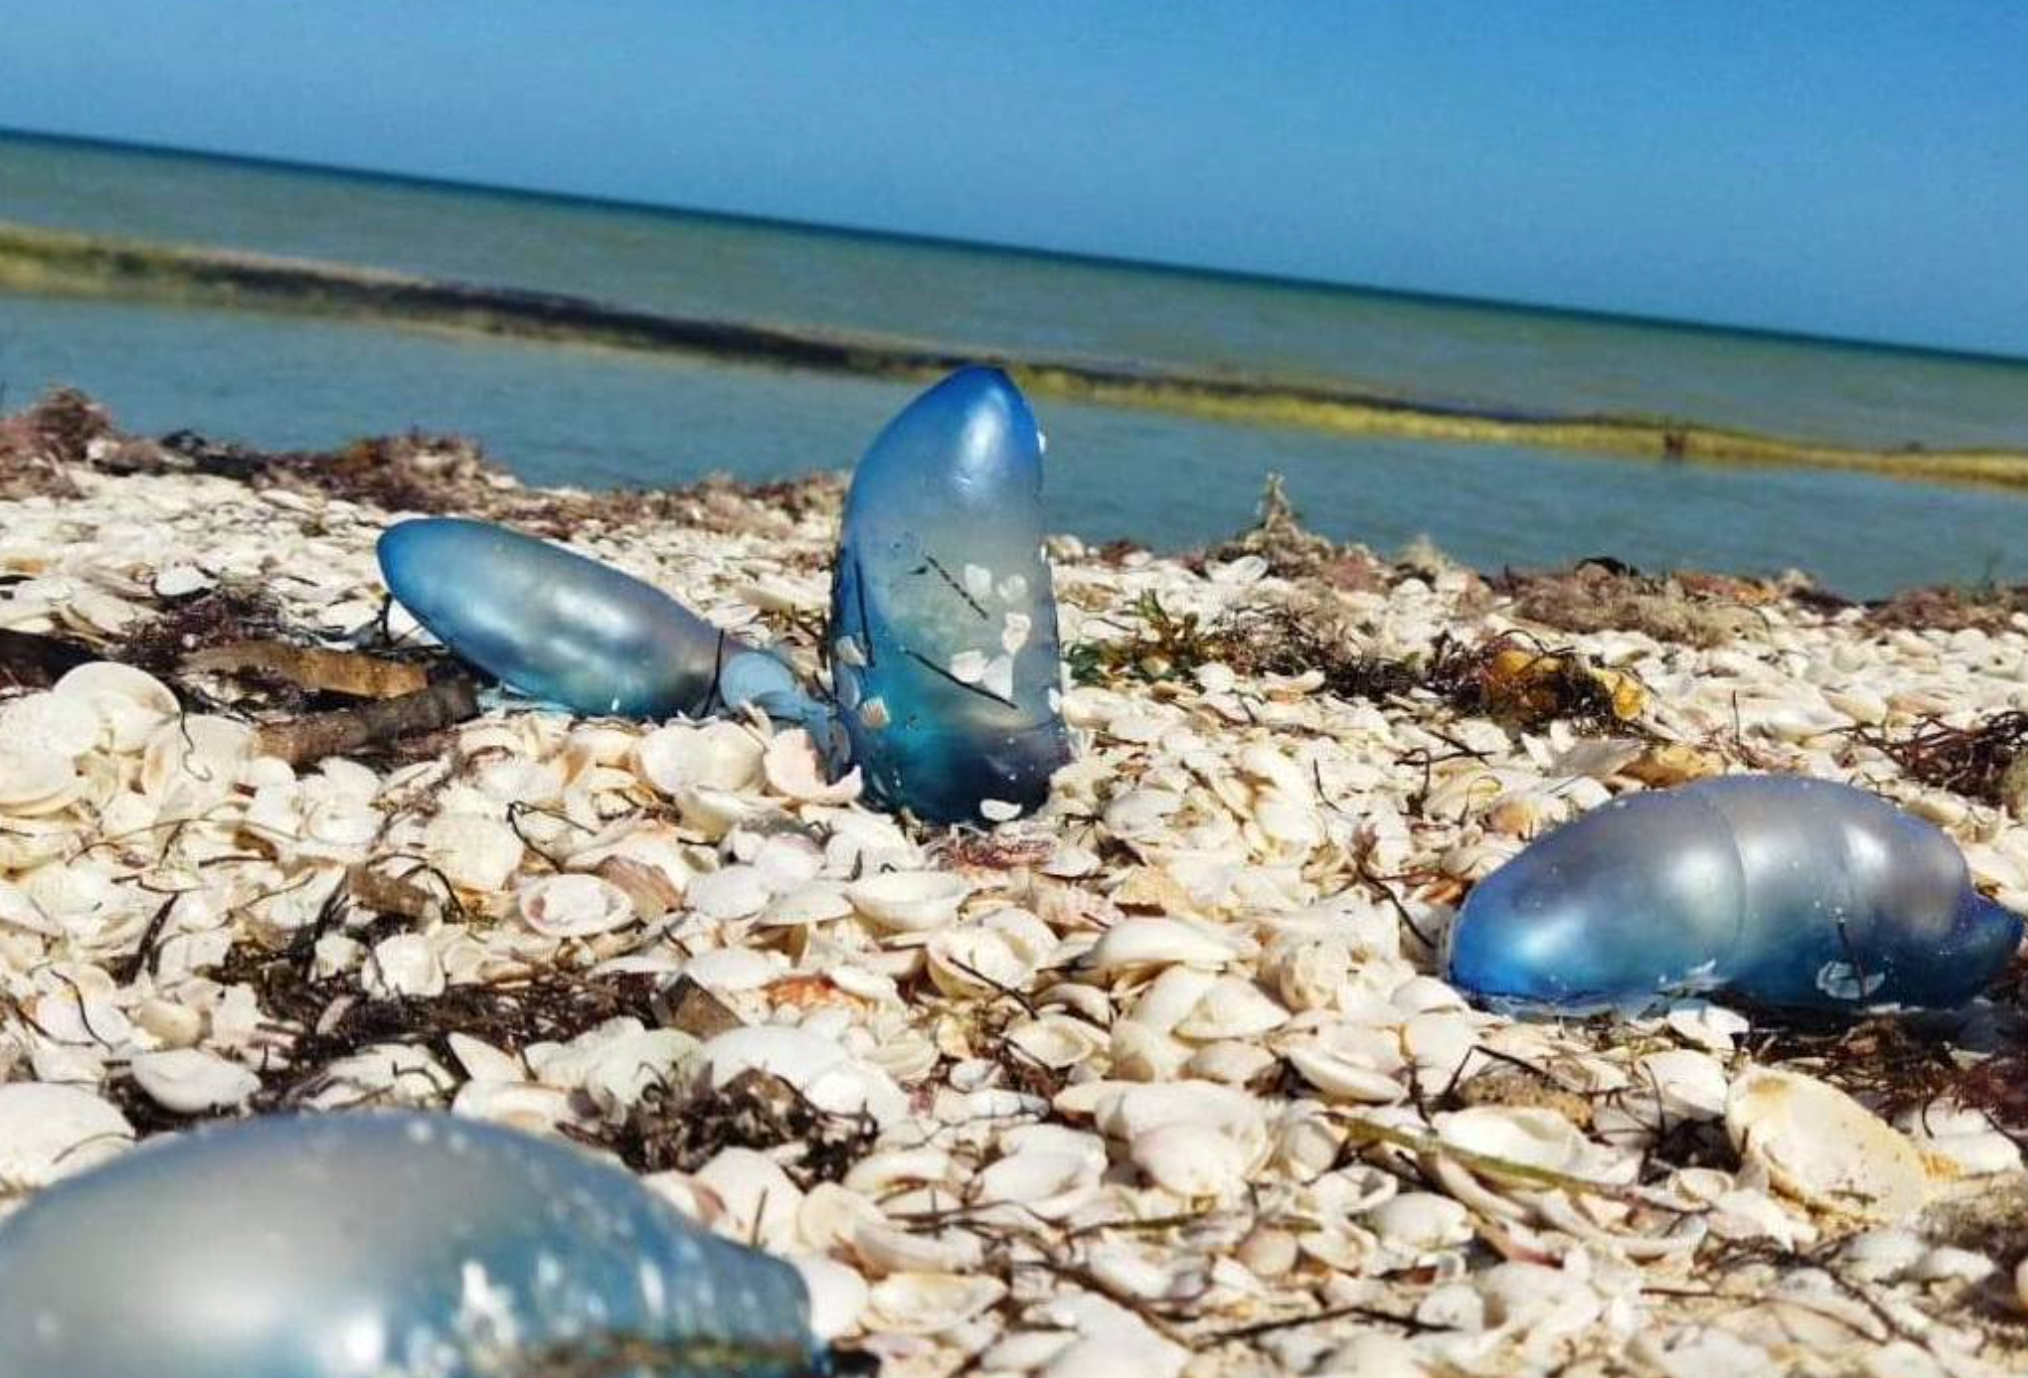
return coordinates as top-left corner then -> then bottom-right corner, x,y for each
7,220 -> 2028,495
3,393 -> 2028,1374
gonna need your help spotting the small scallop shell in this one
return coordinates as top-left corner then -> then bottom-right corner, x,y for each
865,1272 -> 1007,1335
53,661 -> 178,751
757,883 -> 855,929
750,835 -> 825,893
1101,787 -> 1184,837
1635,1049 -> 1731,1122
1185,1040 -> 1277,1085
130,1049 -> 261,1115
686,865 -> 773,922
1082,917 -> 1240,975
797,1182 -> 887,1254
451,1080 -> 582,1135
1130,1123 -> 1247,1198
762,729 -> 863,805
423,813 -> 525,894
0,693 -> 101,759
696,1027 -> 908,1127
1004,1015 -> 1108,1070
1367,1192 -> 1474,1254
1433,1106 -> 1630,1184
518,874 -> 637,938
364,933 -> 447,999
847,871 -> 971,932
0,1084 -> 133,1188
971,1148 -> 1097,1212
682,947 -> 785,992
1893,1102 -> 2023,1176
673,785 -> 765,840
1093,1081 -> 1267,1165
1725,1068 -> 1930,1221
792,1255 -> 869,1342
1173,976 -> 1290,1040
140,716 -> 255,806
0,747 -> 81,816
637,721 -> 765,794
925,927 -> 1033,997
1285,1045 -> 1407,1105
696,1147 -> 804,1253
1270,936 -> 1354,1013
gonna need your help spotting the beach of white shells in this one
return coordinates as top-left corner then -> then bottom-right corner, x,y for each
3,441 -> 2028,1378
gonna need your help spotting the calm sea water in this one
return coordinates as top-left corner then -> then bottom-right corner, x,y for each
3,131 -> 2028,597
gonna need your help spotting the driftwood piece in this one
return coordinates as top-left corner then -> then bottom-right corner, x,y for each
0,627 -> 99,690
186,639 -> 430,698
258,676 -> 478,766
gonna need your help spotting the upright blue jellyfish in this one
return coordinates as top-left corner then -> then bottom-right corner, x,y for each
378,517 -> 831,737
0,1112 -> 819,1378
828,368 -> 1073,823
1444,774 -> 2023,1015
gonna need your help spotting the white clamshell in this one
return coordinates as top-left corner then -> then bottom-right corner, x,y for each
1725,1068 -> 1930,1220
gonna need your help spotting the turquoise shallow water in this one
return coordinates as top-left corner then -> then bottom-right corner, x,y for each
3,131 -> 2028,597
15,293 -> 2028,599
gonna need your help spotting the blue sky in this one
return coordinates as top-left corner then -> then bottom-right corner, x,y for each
1,1 -> 2024,355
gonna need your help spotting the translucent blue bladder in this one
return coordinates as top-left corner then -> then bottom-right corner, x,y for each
375,367 -> 1076,822
0,1112 -> 819,1378
828,367 -> 1072,822
379,517 -> 830,735
1444,774 -> 2023,1015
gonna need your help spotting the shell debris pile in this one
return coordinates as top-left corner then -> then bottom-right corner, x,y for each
2,396 -> 2028,1378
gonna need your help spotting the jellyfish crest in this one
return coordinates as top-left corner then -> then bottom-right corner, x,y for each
830,367 -> 1072,823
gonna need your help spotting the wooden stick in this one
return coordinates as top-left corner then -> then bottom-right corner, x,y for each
258,676 -> 478,765
185,639 -> 429,698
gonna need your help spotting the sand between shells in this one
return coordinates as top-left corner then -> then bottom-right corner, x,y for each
3,416 -> 2028,1377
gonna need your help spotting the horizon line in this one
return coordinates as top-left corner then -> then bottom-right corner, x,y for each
4,123 -> 2027,371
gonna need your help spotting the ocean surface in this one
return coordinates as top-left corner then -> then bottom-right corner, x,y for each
4,130 -> 2028,598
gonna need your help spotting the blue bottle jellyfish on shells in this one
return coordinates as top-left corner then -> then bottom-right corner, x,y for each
827,367 -> 1073,823
373,366 -> 1076,824
378,517 -> 834,738
1444,774 -> 2023,1015
0,1112 -> 820,1378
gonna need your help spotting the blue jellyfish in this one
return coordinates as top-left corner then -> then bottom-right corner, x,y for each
0,1112 -> 820,1378
1444,774 -> 2023,1014
378,517 -> 831,739
827,367 -> 1072,823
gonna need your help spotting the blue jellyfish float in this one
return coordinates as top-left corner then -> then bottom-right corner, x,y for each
827,367 -> 1072,823
375,366 -> 1072,825
1444,774 -> 2023,1015
0,1112 -> 820,1378
378,517 -> 829,732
